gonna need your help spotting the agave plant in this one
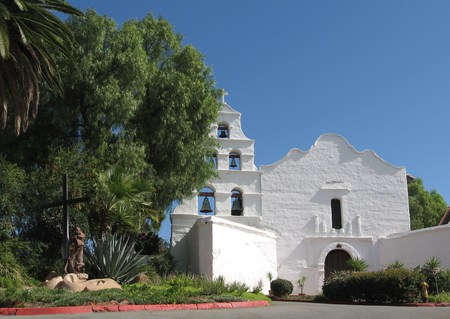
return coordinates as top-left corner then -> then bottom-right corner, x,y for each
386,260 -> 405,270
84,233 -> 148,284
347,257 -> 369,272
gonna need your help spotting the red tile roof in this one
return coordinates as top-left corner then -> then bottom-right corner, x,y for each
438,207 -> 450,225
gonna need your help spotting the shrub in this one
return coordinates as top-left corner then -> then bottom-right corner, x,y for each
429,293 -> 450,303
270,278 -> 293,297
438,269 -> 450,293
226,281 -> 249,296
190,275 -> 248,296
252,280 -> 263,294
135,232 -> 174,276
322,271 -> 352,301
0,240 -> 29,288
323,269 -> 423,303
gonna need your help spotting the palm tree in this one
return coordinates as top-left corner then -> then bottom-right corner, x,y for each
92,164 -> 162,236
0,0 -> 82,134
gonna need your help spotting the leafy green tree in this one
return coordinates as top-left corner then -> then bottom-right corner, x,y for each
0,10 -> 220,209
0,10 -> 149,167
20,144 -> 96,278
134,21 -> 221,210
0,156 -> 26,239
0,10 -> 220,277
0,0 -> 82,135
408,178 -> 447,230
61,12 -> 221,211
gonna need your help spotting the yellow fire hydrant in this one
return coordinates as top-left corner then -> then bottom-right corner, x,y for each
421,281 -> 429,303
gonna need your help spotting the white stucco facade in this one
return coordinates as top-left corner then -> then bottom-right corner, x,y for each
184,217 -> 277,293
171,98 -> 449,294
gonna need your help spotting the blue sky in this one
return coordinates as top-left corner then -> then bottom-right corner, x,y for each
68,1 -> 450,241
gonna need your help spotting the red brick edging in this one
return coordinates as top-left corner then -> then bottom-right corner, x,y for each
0,300 -> 269,316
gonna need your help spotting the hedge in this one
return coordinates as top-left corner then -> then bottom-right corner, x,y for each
322,269 -> 424,303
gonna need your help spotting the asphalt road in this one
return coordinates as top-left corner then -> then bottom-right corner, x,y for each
12,302 -> 450,319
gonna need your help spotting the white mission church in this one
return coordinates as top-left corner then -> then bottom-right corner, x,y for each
170,96 -> 450,294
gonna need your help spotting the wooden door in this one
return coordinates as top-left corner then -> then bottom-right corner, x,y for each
324,249 -> 351,279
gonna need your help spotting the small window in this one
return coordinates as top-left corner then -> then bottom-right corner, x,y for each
198,187 -> 215,215
217,124 -> 229,139
331,198 -> 342,229
231,190 -> 243,216
229,152 -> 241,170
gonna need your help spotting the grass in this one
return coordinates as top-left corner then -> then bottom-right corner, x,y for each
242,292 -> 272,304
0,274 -> 268,308
428,293 -> 450,303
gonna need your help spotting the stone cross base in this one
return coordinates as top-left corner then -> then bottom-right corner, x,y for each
44,272 -> 121,292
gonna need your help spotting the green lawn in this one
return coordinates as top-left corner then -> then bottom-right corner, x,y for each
0,275 -> 270,308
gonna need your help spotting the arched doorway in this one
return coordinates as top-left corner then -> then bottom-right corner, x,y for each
324,249 -> 351,279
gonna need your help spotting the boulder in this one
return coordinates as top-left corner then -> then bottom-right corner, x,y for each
62,273 -> 87,292
85,278 -> 122,292
131,273 -> 149,284
43,275 -> 64,290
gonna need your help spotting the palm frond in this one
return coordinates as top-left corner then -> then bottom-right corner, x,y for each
0,0 -> 82,134
0,18 -> 10,58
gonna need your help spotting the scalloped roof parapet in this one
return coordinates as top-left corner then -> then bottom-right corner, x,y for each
261,133 -> 404,171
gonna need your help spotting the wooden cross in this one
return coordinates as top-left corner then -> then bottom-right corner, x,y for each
42,174 -> 89,262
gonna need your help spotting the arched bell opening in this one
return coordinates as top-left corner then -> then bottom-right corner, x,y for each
198,187 -> 215,215
229,152 -> 241,170
231,189 -> 243,216
217,123 -> 229,139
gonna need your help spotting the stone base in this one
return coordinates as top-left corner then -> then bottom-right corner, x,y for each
43,273 -> 121,292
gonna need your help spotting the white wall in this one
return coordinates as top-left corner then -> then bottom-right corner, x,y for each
209,217 -> 277,293
181,217 -> 277,293
378,224 -> 450,269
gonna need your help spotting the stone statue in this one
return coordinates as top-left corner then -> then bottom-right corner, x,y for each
64,227 -> 86,274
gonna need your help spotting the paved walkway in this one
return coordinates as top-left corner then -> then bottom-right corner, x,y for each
10,302 -> 450,319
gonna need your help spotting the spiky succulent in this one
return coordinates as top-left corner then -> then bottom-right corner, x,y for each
85,233 -> 148,284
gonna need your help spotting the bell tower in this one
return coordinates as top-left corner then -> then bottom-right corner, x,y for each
170,91 -> 264,271
205,91 -> 262,225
